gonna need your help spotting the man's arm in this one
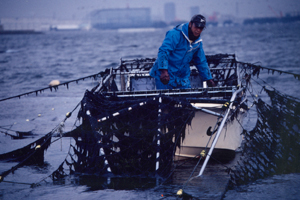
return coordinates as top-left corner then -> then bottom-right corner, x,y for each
155,30 -> 180,85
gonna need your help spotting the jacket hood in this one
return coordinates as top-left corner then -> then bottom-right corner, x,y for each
175,23 -> 202,44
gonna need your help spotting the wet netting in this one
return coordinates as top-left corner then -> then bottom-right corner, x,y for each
229,87 -> 300,187
0,132 -> 52,178
51,93 -> 195,179
49,54 -> 240,179
0,113 -> 74,184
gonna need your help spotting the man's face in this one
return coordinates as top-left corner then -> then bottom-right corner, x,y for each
189,22 -> 203,37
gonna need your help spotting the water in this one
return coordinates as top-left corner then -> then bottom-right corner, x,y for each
1,23 -> 300,199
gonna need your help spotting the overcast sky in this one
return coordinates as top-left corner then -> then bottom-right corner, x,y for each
0,0 -> 299,21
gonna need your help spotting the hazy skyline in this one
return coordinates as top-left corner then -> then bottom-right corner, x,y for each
0,0 -> 300,21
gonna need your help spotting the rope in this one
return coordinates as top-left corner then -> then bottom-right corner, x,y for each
246,63 -> 300,80
0,179 -> 38,188
0,70 -> 110,102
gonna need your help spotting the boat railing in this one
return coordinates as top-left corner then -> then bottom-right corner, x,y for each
104,86 -> 239,99
95,54 -> 245,99
101,67 -> 240,93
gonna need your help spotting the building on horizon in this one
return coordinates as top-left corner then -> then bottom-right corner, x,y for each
91,8 -> 151,29
164,2 -> 176,24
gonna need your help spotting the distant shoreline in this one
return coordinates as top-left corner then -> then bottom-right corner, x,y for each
0,30 -> 43,35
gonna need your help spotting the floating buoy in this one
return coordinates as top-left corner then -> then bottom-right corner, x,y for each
49,80 -> 60,86
66,112 -> 72,118
177,189 -> 183,196
38,114 -> 41,117
200,150 -> 206,157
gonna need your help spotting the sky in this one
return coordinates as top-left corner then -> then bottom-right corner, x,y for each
0,0 -> 300,21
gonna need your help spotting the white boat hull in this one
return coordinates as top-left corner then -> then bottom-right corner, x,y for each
175,104 -> 246,161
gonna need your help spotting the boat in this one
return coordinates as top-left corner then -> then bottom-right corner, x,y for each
63,54 -> 249,177
1,52 -> 300,187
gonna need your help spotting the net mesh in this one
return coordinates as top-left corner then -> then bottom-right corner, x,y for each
229,88 -> 300,187
53,92 -> 195,178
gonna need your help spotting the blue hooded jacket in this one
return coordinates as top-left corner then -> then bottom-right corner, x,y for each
150,23 -> 212,89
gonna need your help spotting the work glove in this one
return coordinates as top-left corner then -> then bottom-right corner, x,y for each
207,79 -> 216,87
160,69 -> 170,85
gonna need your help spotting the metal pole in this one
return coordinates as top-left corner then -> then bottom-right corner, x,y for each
198,87 -> 244,176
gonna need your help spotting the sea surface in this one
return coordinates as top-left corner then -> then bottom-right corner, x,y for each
0,22 -> 300,200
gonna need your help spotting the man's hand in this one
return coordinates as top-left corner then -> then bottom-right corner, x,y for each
207,79 -> 216,87
160,69 -> 170,85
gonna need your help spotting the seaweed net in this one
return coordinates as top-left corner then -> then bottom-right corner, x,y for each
229,87 -> 300,187
51,91 -> 195,179
51,54 -> 241,179
0,132 -> 52,178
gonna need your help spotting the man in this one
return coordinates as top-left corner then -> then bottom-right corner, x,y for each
150,14 -> 215,89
